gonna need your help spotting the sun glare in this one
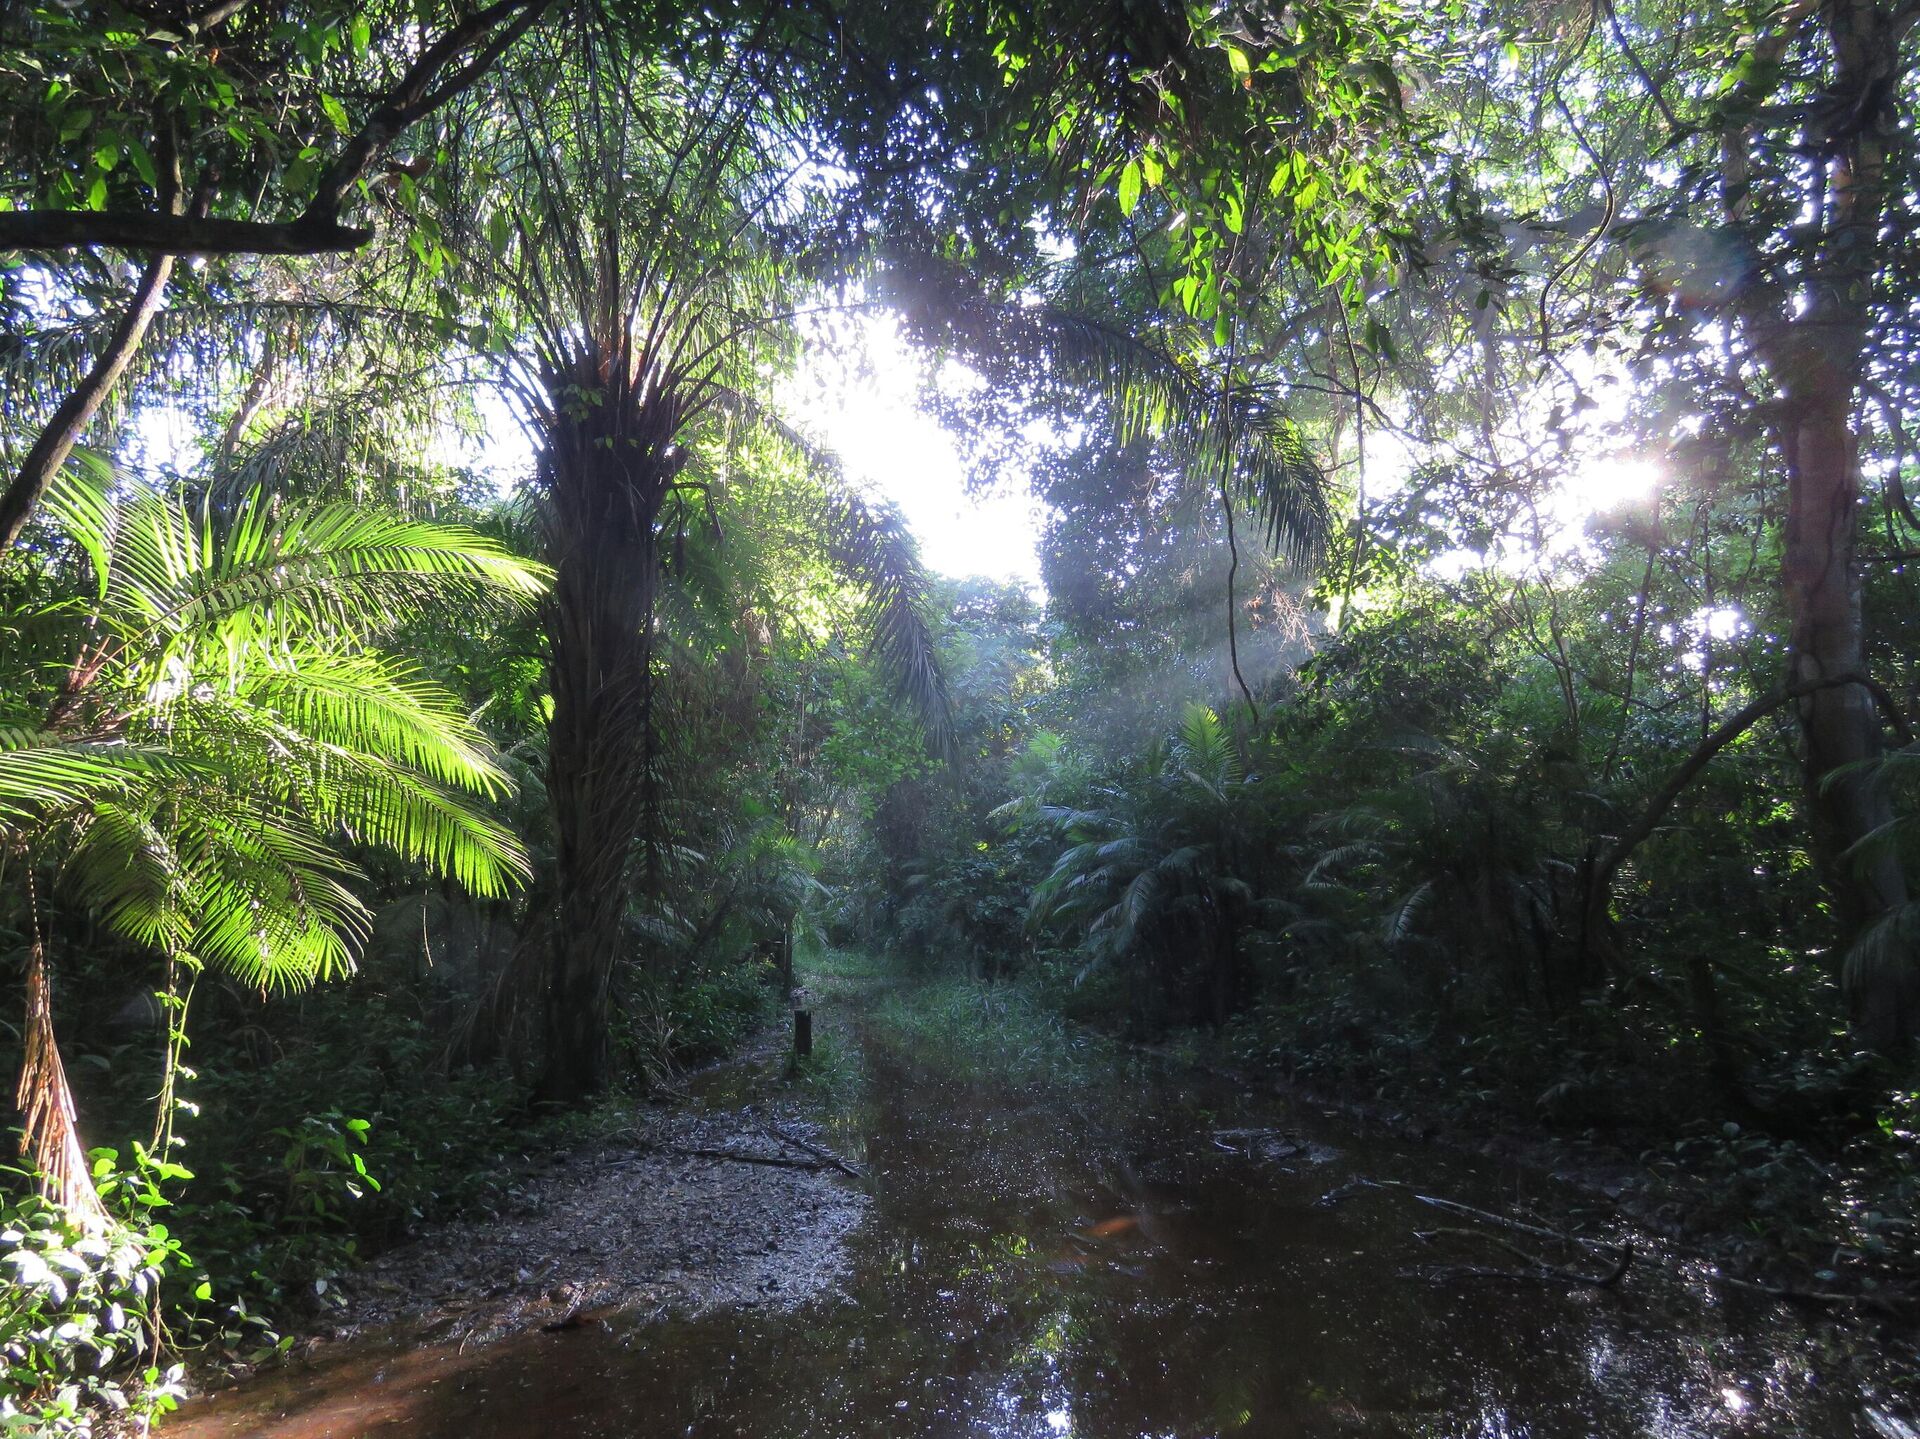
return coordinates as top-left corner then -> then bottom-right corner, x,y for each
781,312 -> 1043,588
1536,454 -> 1664,561
1562,456 -> 1662,517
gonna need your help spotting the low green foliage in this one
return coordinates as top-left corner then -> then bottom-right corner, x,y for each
623,958 -> 782,1079
783,1038 -> 858,1101
0,1150 -> 192,1436
803,948 -> 896,986
164,992 -> 538,1317
870,975 -> 1109,1092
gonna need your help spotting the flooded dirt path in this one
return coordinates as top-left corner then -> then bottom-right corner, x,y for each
173,974 -> 1912,1438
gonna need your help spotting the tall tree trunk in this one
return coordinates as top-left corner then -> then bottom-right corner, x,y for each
536,385 -> 669,1103
1782,367 -> 1914,1046
1782,0 -> 1915,1048
1719,0 -> 1919,1048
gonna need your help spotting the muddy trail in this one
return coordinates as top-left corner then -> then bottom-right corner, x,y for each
173,971 -> 1913,1438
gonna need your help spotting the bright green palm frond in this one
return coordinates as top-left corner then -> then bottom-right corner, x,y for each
169,798 -> 368,990
62,800 -> 192,955
307,755 -> 530,900
0,729 -> 184,826
17,480 -> 542,988
22,449 -> 120,598
172,688 -> 527,902
46,475 -> 550,659
187,500 -> 545,646
1171,703 -> 1242,791
235,651 -> 512,798
25,748 -> 368,990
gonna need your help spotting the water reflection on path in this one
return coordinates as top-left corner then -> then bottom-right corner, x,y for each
175,993 -> 1898,1438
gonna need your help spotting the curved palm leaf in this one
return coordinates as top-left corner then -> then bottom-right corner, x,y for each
6,479 -> 548,987
713,392 -> 954,751
821,489 -> 953,756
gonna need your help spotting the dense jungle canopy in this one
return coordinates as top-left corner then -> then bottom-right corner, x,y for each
1,0 -> 1918,1432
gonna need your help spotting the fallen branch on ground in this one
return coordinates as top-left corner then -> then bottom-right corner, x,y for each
670,1145 -> 830,1171
1320,1177 -> 1633,1288
598,1142 -> 831,1172
1408,1225 -> 1633,1287
1710,1271 -> 1913,1314
760,1121 -> 867,1180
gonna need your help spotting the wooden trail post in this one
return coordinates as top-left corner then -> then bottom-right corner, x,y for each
793,1007 -> 812,1057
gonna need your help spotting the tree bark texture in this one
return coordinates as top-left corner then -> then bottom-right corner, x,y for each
1721,0 -> 1919,1046
1781,363 -> 1913,1045
536,358 -> 679,1102
1777,2 -> 1915,1047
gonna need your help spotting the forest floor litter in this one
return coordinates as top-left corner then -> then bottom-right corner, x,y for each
306,1097 -> 868,1352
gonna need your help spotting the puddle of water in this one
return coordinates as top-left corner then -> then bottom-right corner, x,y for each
173,997 -> 1905,1439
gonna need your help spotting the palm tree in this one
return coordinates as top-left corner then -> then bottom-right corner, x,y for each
445,12 -> 952,1101
0,467 -> 547,1219
453,5 -> 1338,1097
1024,705 -> 1257,1028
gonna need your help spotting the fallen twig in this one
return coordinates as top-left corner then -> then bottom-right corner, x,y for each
1710,1272 -> 1913,1314
1321,1177 -> 1633,1288
671,1144 -> 830,1171
1402,1261 -> 1620,1286
592,1138 -> 832,1172
1411,1225 -> 1633,1288
760,1121 -> 866,1180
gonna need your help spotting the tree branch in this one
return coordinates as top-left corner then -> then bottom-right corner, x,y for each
0,0 -> 551,258
0,210 -> 370,257
1597,0 -> 1683,137
0,250 -> 175,549
304,0 -> 553,226
1585,670 -> 1911,918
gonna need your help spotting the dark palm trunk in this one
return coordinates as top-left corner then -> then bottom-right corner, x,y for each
536,362 -> 677,1102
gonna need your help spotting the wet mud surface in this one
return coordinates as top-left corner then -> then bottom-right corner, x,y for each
321,1106 -> 867,1347
173,985 -> 1917,1439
